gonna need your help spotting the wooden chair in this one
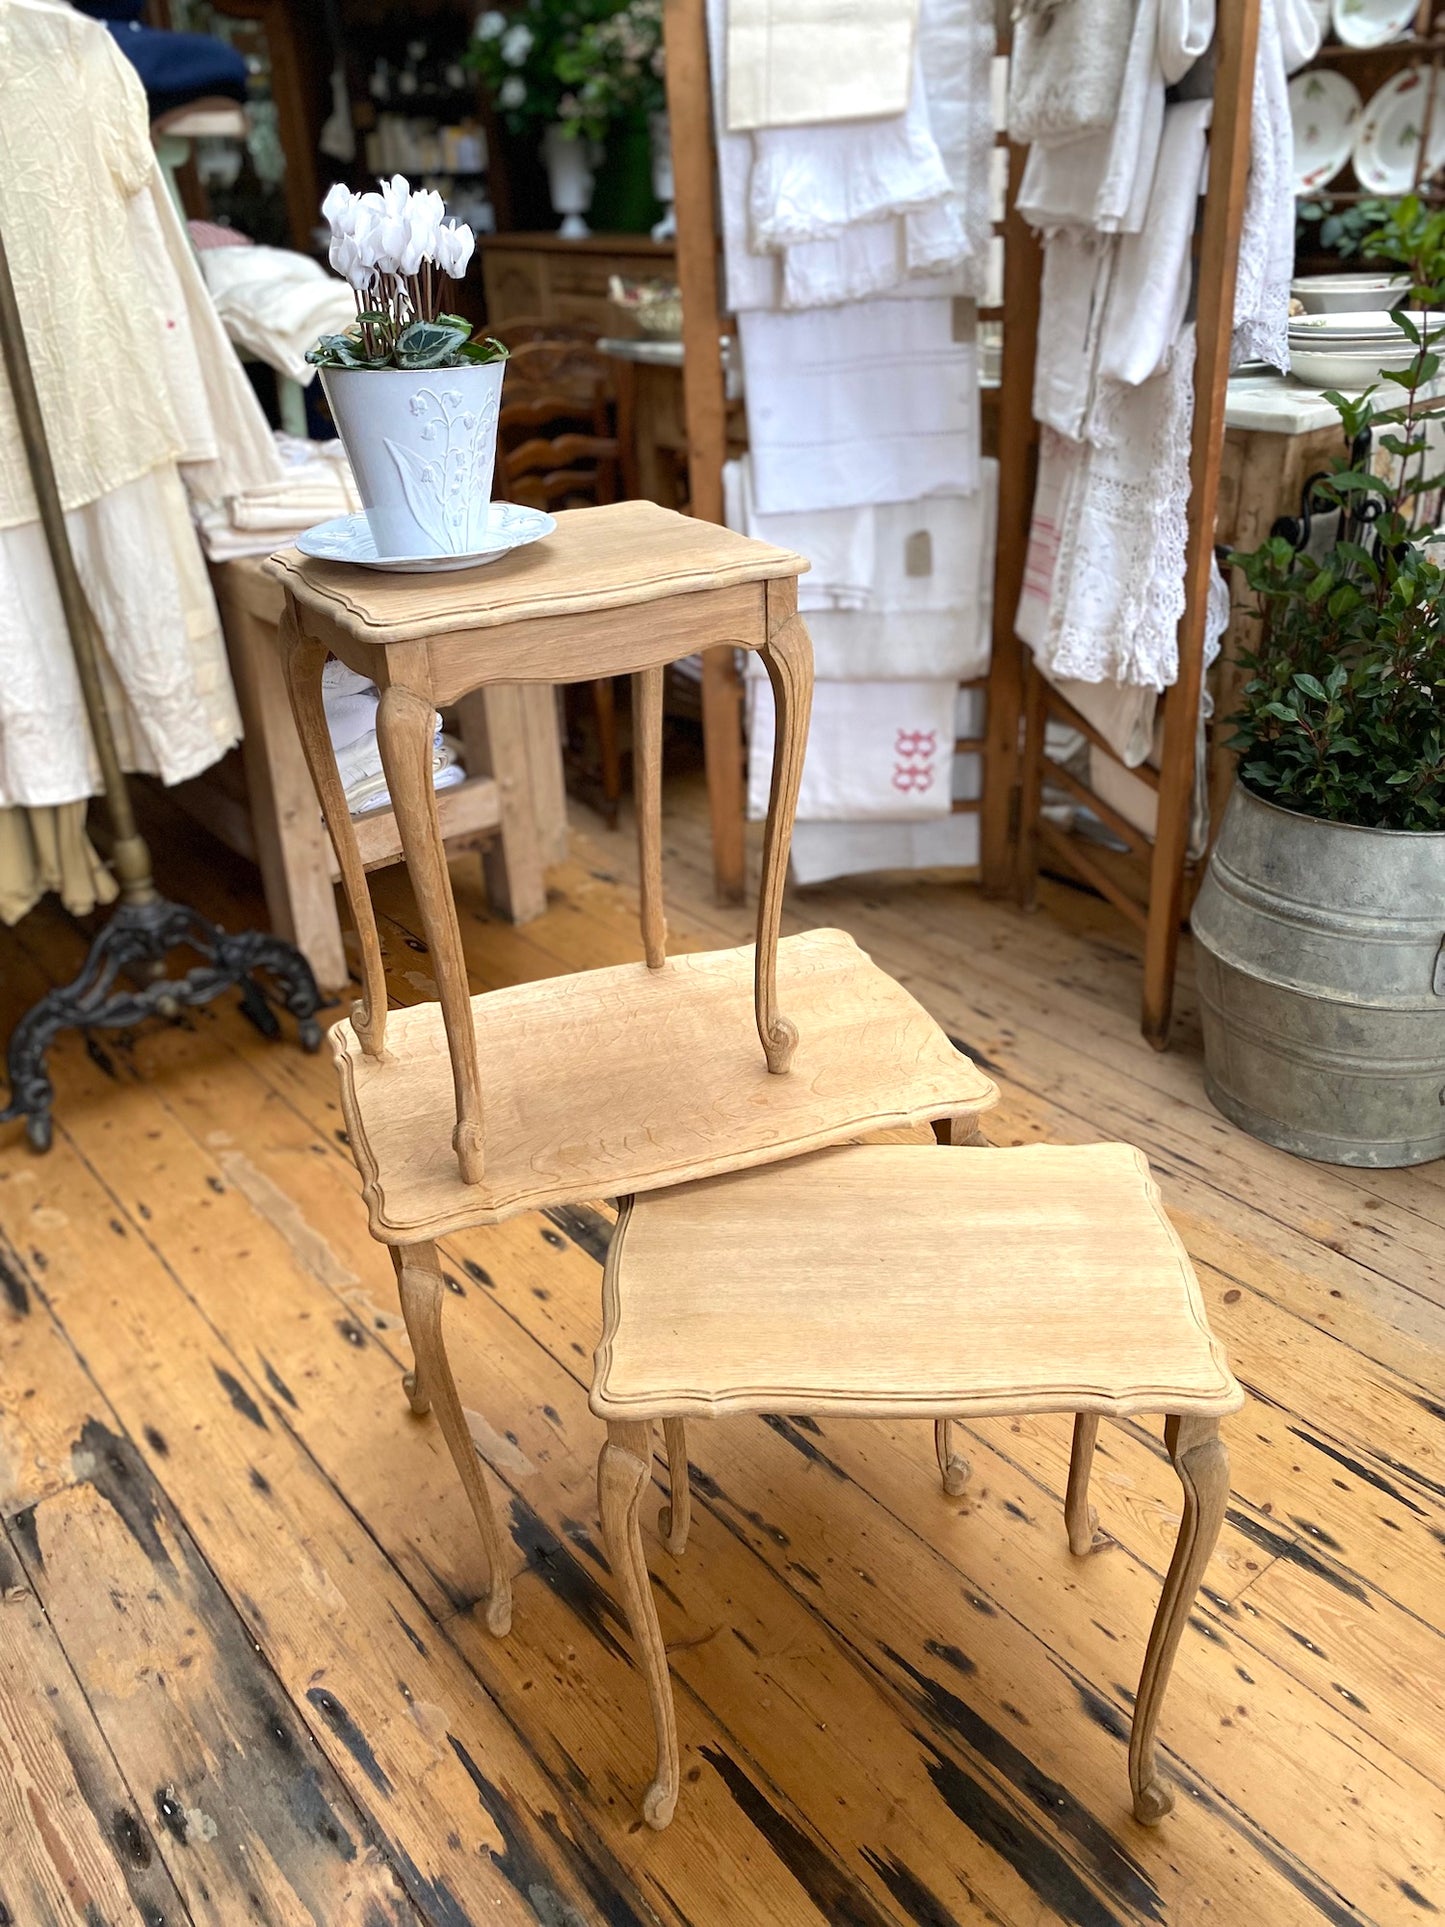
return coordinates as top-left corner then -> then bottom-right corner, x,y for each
496,342 -> 629,826
590,1139 -> 1242,1830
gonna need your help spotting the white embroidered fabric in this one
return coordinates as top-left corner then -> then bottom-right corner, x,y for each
1029,326 -> 1197,689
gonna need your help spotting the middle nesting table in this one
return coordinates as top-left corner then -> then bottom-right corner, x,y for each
271,500 -> 997,1632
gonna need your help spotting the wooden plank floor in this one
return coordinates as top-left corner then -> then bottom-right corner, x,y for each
1,769 -> 1442,1927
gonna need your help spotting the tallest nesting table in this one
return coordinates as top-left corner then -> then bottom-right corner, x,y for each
269,500 -> 997,1630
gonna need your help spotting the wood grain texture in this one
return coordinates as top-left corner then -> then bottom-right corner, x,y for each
376,679 -> 488,1185
266,500 -> 805,647
633,663 -> 667,969
280,603 -> 388,1055
330,928 -> 998,1241
753,587 -> 813,1075
3,766 -> 1443,1927
591,1143 -> 1242,1420
0,1531 -> 186,1927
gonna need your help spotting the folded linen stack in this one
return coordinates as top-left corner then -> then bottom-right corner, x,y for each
716,0 -> 995,880
322,662 -> 466,820
195,434 -> 361,562
197,244 -> 358,386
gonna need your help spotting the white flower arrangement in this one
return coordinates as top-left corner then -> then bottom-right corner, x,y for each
308,176 -> 505,371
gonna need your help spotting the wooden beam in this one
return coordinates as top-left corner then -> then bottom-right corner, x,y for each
980,141 -> 1043,896
1143,0 -> 1262,1048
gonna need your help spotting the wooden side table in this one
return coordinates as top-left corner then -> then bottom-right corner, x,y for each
590,1140 -> 1244,1830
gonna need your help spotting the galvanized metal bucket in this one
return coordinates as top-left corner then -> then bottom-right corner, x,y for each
1191,782 -> 1445,1168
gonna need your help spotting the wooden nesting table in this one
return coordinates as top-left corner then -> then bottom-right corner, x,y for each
272,501 -> 998,1629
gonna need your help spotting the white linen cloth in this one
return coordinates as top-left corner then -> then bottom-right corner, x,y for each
726,0 -> 918,131
1017,326 -> 1197,689
1033,231 -> 1114,441
320,661 -> 465,817
708,0 -> 993,311
198,245 -> 357,386
133,168 -> 284,505
0,0 -> 177,525
1015,0 -> 1164,235
748,50 -> 955,252
1008,0 -> 1138,146
0,465 -> 239,808
1158,0 -> 1215,82
747,676 -> 961,820
739,297 -> 979,513
194,436 -> 360,560
728,455 -> 997,676
1096,99 -> 1211,387
787,808 -> 978,883
1234,0 -> 1320,371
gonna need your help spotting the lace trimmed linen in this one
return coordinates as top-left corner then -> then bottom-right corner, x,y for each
1007,0 -> 1138,147
1020,326 -> 1197,690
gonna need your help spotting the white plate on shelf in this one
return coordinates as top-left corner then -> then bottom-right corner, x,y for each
1290,69 -> 1364,191
1354,67 -> 1445,191
295,502 -> 556,573
1332,0 -> 1415,47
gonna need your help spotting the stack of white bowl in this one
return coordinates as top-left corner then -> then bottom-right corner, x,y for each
1288,277 -> 1433,389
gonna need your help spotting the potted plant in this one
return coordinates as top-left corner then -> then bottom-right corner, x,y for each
468,0 -> 664,235
556,0 -> 667,235
1192,199 -> 1445,1167
468,0 -> 612,234
307,177 -> 508,558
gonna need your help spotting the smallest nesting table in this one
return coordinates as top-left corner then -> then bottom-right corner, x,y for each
268,501 -> 815,1192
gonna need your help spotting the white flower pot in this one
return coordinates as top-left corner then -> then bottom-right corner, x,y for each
542,122 -> 595,238
321,362 -> 505,558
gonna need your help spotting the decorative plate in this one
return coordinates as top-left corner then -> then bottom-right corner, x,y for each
1289,70 -> 1363,191
295,502 -> 556,573
1332,0 -> 1414,47
1354,67 -> 1445,191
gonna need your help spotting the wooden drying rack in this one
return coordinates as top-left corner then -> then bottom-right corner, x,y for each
663,0 -> 1261,1044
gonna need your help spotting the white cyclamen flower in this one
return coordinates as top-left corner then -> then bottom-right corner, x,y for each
436,219 -> 476,280
498,74 -> 525,107
473,8 -> 505,36
399,193 -> 443,274
500,21 -> 533,64
349,199 -> 385,272
321,181 -> 356,235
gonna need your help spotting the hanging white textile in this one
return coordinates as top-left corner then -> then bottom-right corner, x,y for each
0,0 -> 247,822
1017,326 -> 1197,690
738,297 -> 980,514
1007,0 -> 1138,147
1096,98 -> 1211,387
708,0 -> 993,311
0,466 -> 240,808
726,0 -> 919,132
1233,0 -> 1320,371
1014,0 -> 1164,235
747,676 -> 962,820
728,455 -> 996,675
787,809 -> 979,883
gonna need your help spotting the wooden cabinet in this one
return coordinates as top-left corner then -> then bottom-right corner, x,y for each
480,233 -> 676,333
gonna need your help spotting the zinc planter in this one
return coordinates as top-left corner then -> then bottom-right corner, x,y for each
1191,781 -> 1445,1168
320,361 -> 505,558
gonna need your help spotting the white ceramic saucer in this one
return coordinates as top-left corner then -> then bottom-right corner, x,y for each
296,502 -> 556,573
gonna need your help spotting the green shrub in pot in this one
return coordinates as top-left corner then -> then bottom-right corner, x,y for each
1191,220 -> 1445,1168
